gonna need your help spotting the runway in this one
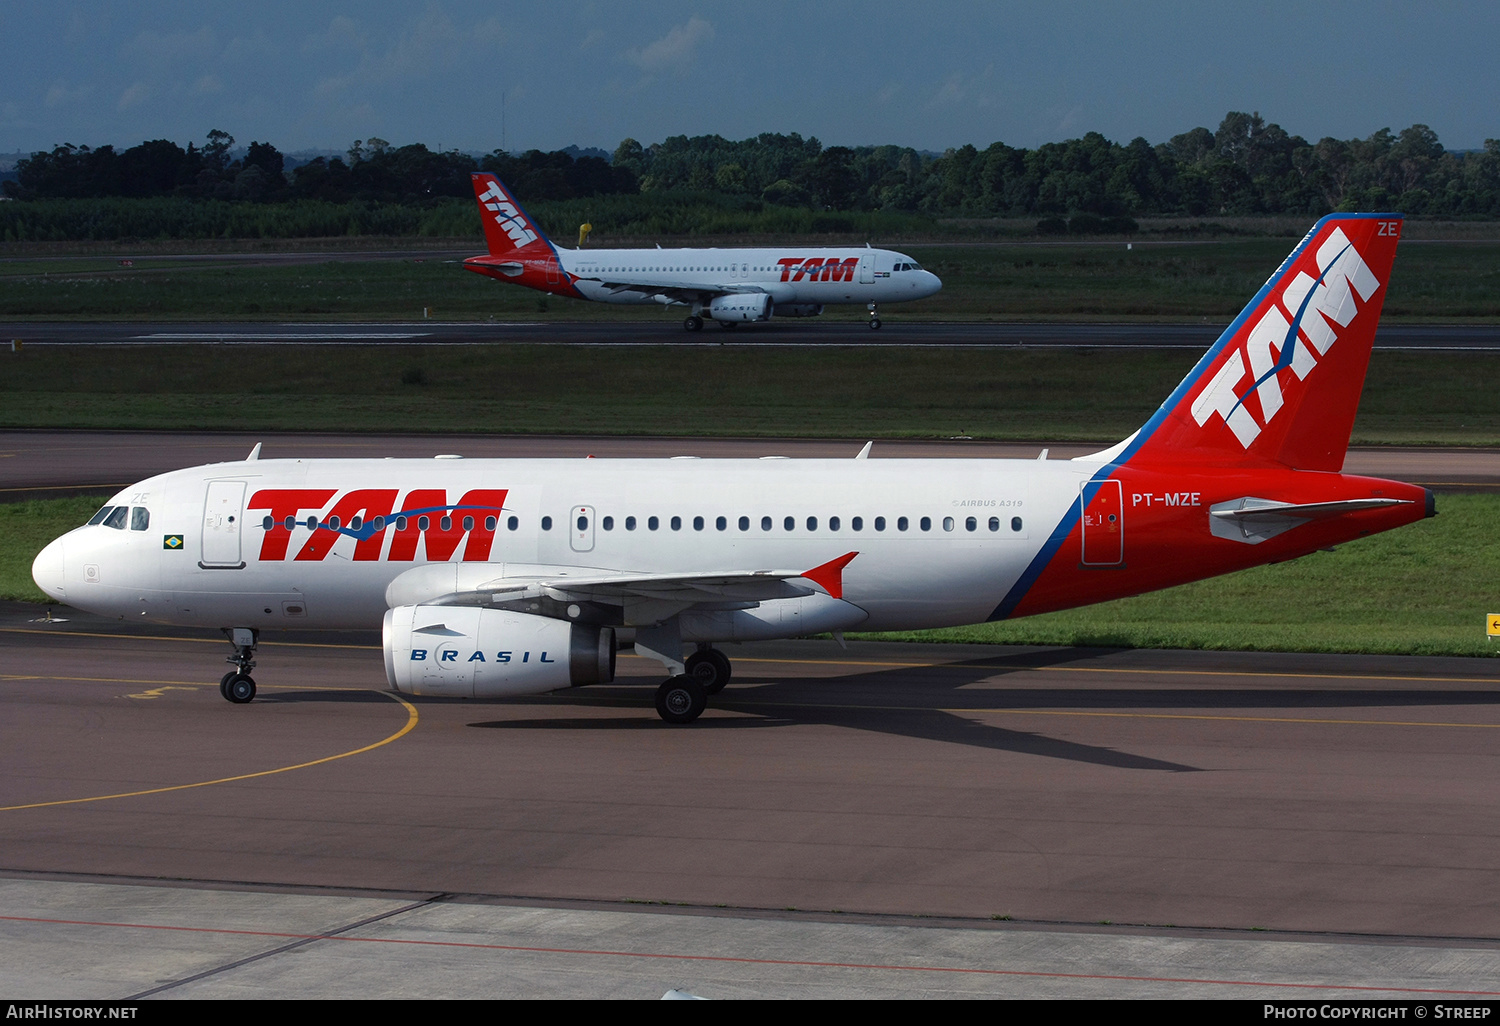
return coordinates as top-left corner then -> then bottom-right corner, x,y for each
7,318 -> 1500,349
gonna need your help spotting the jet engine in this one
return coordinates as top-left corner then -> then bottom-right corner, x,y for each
707,293 -> 773,322
383,605 -> 615,698
772,303 -> 823,318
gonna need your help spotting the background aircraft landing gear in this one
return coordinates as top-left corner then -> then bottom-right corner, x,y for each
219,627 -> 259,704
685,646 -> 731,695
656,675 -> 707,724
867,302 -> 882,330
684,315 -> 703,331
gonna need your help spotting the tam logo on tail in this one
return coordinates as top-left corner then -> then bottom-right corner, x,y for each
1123,214 -> 1401,472
1190,226 -> 1384,448
476,180 -> 538,248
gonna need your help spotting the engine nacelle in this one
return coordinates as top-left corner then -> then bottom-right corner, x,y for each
383,605 -> 614,698
772,303 -> 823,318
707,293 -> 773,322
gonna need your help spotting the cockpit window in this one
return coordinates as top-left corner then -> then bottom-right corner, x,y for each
87,505 -> 114,526
130,506 -> 150,531
103,506 -> 129,530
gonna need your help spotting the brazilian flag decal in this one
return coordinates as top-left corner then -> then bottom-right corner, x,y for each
163,535 -> 184,550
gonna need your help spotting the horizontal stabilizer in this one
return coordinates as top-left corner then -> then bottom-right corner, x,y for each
1209,496 -> 1411,544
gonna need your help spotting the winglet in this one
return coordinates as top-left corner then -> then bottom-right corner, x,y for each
802,551 -> 858,599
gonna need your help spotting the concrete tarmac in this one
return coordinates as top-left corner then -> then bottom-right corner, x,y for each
4,602 -> 1500,997
7,319 -> 1500,349
5,430 -> 1500,502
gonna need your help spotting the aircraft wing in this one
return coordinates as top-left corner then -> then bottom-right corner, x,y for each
385,553 -> 858,623
573,275 -> 764,303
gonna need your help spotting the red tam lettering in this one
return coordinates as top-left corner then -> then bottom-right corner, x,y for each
293,489 -> 398,561
247,489 -> 336,561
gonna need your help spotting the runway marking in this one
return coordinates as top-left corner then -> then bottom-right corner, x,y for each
127,684 -> 210,699
0,689 -> 417,813
1,913 -> 1496,997
133,333 -> 432,341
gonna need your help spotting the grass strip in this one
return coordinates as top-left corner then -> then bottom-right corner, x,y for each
2,345 -> 1497,446
4,240 -> 1500,321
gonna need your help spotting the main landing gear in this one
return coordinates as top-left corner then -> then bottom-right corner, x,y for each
867,302 -> 882,330
683,315 -> 704,331
219,627 -> 258,704
652,645 -> 733,724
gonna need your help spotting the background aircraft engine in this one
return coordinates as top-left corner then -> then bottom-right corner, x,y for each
772,303 -> 823,318
383,605 -> 615,698
707,293 -> 773,322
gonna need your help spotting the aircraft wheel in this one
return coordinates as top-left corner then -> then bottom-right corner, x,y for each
226,674 -> 257,704
869,318 -> 882,330
684,316 -> 703,331
685,649 -> 732,695
718,320 -> 738,330
219,671 -> 237,701
655,675 -> 706,724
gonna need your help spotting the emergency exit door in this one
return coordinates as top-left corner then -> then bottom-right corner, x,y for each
1079,479 -> 1123,566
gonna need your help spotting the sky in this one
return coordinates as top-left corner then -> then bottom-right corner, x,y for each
3,2 -> 1497,158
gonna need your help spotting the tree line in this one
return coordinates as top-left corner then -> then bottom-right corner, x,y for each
5,113 -> 1500,239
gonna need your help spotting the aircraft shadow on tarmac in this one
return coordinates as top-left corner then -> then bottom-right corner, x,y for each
465,644 -> 1500,773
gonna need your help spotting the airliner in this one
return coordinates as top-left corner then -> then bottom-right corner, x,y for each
462,173 -> 942,329
32,213 -> 1429,723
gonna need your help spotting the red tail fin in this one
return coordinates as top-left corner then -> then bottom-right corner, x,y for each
1123,214 -> 1402,472
470,173 -> 554,258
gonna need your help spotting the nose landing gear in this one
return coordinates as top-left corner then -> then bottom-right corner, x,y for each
219,627 -> 258,704
867,302 -> 882,330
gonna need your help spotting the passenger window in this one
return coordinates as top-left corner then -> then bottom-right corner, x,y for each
897,516 -> 908,531
875,516 -> 885,531
829,516 -> 840,531
852,517 -> 863,531
761,516 -> 772,531
625,516 -> 636,531
420,516 -> 433,531
104,506 -> 129,530
375,517 -> 387,531
463,516 -> 474,531
716,516 -> 727,531
352,516 -> 364,531
806,516 -> 818,531
944,517 -> 955,532
87,505 -> 113,526
965,517 -> 976,532
693,516 -> 705,531
262,515 -> 274,531
988,517 -> 999,532
919,516 -> 931,532
738,516 -> 749,531
484,516 -> 496,531
541,516 -> 552,531
784,516 -> 795,531
395,516 -> 409,531
649,516 -> 660,531
307,516 -> 321,530
1012,517 -> 1023,532
670,516 -> 681,531
328,516 -> 341,530
439,515 -> 452,531
508,516 -> 518,530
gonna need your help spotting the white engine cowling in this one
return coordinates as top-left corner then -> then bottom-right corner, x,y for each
384,605 -> 614,697
707,293 -> 773,322
772,303 -> 823,318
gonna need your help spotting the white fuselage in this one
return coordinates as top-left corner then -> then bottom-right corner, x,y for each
559,247 -> 941,307
33,455 -> 1084,634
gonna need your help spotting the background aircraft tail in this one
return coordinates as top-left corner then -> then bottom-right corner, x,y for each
1117,214 -> 1402,472
470,173 -> 555,258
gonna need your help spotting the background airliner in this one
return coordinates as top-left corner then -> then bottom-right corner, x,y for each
462,173 -> 942,329
32,214 -> 1429,723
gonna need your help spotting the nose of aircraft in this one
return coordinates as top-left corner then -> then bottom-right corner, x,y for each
920,270 -> 943,297
32,535 -> 67,601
